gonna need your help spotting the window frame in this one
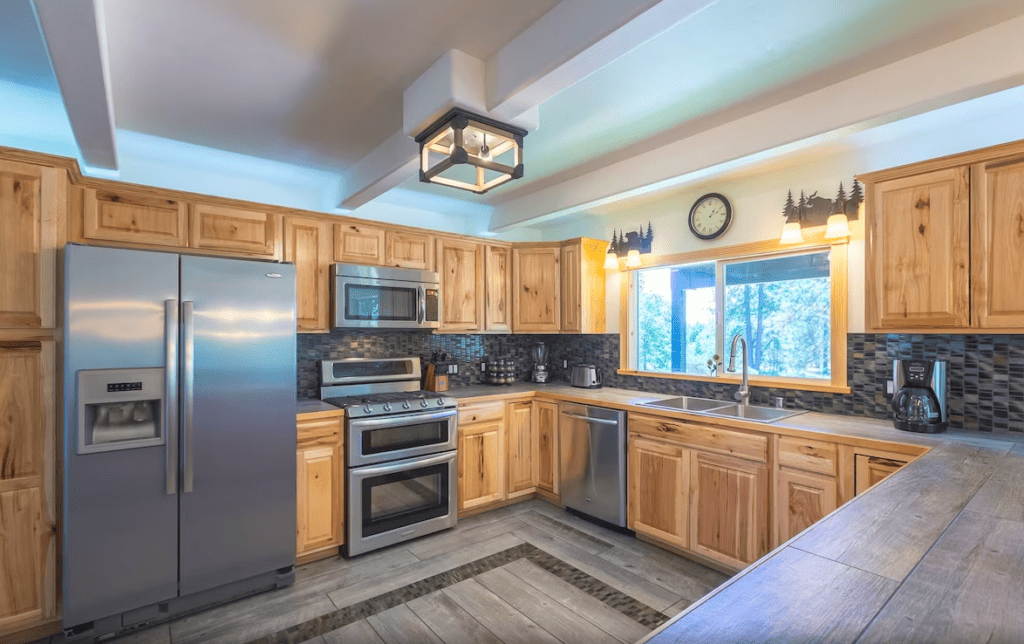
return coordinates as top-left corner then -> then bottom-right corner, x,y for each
620,233 -> 849,394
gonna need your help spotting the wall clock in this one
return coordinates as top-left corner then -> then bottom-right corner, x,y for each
688,193 -> 732,240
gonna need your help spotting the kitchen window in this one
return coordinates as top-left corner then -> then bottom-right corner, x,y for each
627,240 -> 848,392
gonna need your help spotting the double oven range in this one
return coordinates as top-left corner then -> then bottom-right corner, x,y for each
321,357 -> 457,556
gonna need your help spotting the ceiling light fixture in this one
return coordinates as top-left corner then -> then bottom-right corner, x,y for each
415,108 -> 526,194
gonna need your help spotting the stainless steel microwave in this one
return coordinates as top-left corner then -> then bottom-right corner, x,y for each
332,263 -> 440,329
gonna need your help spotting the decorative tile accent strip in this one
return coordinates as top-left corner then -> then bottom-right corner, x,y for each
242,543 -> 668,644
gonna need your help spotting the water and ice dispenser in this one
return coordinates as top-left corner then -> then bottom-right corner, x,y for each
77,368 -> 165,453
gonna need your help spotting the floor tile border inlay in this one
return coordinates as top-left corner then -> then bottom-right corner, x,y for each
244,543 -> 670,644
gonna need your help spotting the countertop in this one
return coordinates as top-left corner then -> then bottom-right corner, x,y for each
446,383 -> 1024,642
296,399 -> 344,417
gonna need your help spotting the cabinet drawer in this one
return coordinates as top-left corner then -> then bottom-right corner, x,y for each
459,401 -> 505,426
629,413 -> 767,463
297,417 -> 342,448
778,436 -> 837,475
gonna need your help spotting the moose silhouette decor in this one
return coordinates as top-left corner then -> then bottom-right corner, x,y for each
782,179 -> 863,228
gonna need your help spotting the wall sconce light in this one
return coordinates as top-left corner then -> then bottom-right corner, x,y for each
824,184 -> 851,241
622,224 -> 653,269
415,108 -> 527,194
780,190 -> 805,244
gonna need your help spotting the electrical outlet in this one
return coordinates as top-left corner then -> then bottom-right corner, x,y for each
886,380 -> 894,395
562,359 -> 568,368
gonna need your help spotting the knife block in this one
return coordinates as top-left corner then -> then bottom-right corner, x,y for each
424,364 -> 449,392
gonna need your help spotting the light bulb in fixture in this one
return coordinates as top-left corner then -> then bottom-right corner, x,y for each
604,251 -> 619,270
625,249 -> 642,268
780,221 -> 804,244
824,213 -> 851,240
479,133 -> 492,161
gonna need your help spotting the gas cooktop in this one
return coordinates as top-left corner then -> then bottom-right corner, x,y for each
318,357 -> 457,418
323,390 -> 455,418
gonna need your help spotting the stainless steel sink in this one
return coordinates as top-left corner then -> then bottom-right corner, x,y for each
707,404 -> 807,423
638,397 -> 732,413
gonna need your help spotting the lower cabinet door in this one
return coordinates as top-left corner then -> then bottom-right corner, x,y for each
775,468 -> 838,544
534,401 -> 560,495
854,453 -> 907,495
628,436 -> 688,548
296,445 -> 343,555
506,402 -> 536,497
458,421 -> 505,512
689,451 -> 768,569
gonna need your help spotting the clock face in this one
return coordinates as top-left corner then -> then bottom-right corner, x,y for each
688,193 -> 732,240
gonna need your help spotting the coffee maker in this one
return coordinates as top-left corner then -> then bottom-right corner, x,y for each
891,359 -> 948,433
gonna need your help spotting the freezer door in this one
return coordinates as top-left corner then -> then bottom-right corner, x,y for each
558,403 -> 628,527
62,245 -> 180,627
179,256 -> 297,595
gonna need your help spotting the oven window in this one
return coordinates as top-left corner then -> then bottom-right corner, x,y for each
345,284 -> 418,321
361,463 -> 449,537
362,418 -> 450,455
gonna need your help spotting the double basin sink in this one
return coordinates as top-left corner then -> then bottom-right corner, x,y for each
638,396 -> 807,424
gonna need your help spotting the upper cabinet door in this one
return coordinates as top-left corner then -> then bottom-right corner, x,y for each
284,217 -> 331,333
0,161 -> 64,329
484,245 -> 513,332
972,158 -> 1024,328
334,222 -> 385,266
189,203 -> 279,257
513,247 -> 560,333
82,187 -> 188,248
438,239 -> 483,332
561,242 -> 581,333
385,231 -> 433,271
867,167 -> 970,329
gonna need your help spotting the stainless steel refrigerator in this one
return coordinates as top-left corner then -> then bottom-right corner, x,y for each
62,245 -> 297,639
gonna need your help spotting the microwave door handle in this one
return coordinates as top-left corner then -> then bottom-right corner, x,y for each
418,285 -> 426,324
164,299 -> 178,495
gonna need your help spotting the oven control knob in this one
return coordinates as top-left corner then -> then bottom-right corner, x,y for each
421,400 -> 429,408
437,398 -> 446,406
402,401 -> 411,409
363,405 -> 372,415
383,402 -> 392,412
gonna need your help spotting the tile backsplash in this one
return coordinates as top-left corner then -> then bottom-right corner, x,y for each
297,331 -> 1024,434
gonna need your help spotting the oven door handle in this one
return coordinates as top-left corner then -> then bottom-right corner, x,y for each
350,408 -> 457,430
353,451 -> 455,477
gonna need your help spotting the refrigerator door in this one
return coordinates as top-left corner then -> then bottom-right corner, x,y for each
63,245 -> 180,627
178,255 -> 296,595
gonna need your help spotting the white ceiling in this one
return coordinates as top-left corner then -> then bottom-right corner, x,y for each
4,0 -> 1024,230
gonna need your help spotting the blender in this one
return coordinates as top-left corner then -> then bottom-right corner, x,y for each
531,342 -> 550,383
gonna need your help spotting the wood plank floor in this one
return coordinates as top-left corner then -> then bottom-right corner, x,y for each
39,500 -> 729,644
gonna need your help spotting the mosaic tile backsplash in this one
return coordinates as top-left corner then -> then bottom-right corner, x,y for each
298,331 -> 1024,433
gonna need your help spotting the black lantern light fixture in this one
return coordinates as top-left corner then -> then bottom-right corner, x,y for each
414,108 -> 527,194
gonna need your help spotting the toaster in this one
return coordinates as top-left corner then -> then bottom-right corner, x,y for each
570,365 -> 603,388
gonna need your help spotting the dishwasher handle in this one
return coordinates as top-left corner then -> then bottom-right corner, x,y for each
560,412 -> 619,426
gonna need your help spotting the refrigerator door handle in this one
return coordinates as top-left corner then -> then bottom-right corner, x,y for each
165,299 -> 179,495
181,300 -> 195,493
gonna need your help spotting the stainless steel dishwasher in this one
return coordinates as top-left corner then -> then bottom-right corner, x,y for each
559,402 -> 627,527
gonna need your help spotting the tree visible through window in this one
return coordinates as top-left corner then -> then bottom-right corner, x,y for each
635,250 -> 832,380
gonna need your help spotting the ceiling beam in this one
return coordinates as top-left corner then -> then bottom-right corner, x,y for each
33,0 -> 118,170
337,0 -> 711,210
486,0 -> 718,122
489,14 -> 1024,230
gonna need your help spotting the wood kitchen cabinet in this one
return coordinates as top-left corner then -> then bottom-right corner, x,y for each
458,419 -> 506,512
775,468 -> 837,544
296,412 -> 344,559
512,246 -> 561,332
561,238 -> 607,334
284,216 -> 332,333
334,222 -> 385,265
385,230 -> 433,271
689,451 -> 768,569
971,156 -> 1024,328
80,186 -> 189,248
484,245 -> 513,332
854,449 -> 908,496
438,239 -> 484,332
506,402 -> 536,497
534,401 -> 559,496
866,167 -> 971,329
0,160 -> 64,329
628,435 -> 688,548
0,341 -> 57,637
189,203 -> 279,257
